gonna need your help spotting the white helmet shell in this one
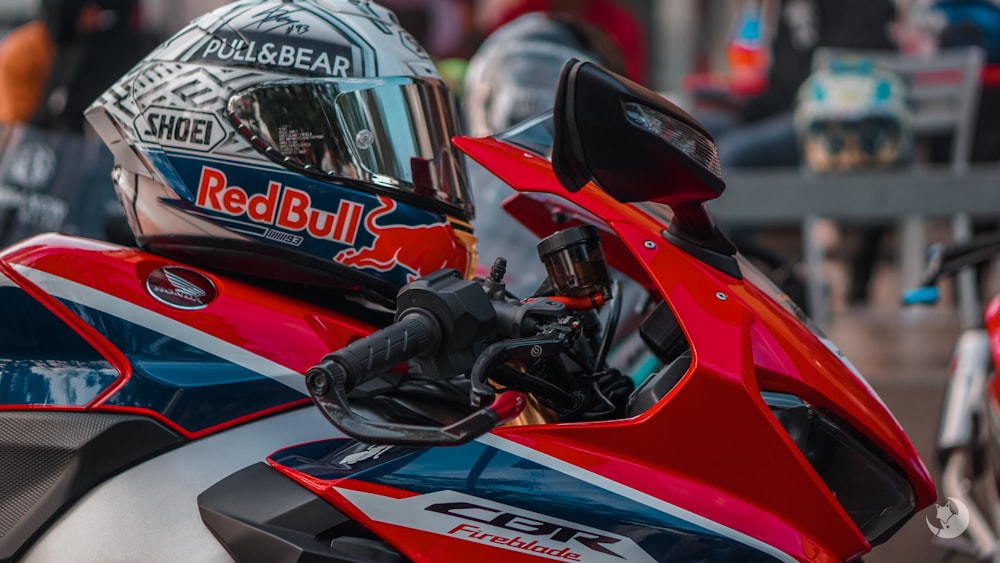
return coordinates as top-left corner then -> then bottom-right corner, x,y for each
86,0 -> 476,300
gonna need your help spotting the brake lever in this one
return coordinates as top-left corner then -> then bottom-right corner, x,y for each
468,319 -> 580,407
307,363 -> 527,446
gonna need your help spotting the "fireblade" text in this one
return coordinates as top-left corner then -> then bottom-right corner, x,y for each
449,524 -> 582,560
428,501 -> 623,558
195,166 -> 362,244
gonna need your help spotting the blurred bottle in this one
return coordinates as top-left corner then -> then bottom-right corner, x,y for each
727,0 -> 769,96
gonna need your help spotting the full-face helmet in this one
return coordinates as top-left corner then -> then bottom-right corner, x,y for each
462,12 -> 624,137
794,59 -> 912,171
85,0 -> 476,303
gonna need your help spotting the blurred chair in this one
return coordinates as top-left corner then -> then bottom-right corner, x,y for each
803,46 -> 986,322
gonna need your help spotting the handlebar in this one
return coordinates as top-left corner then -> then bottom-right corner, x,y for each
305,268 -> 573,446
307,355 -> 527,446
902,231 -> 1000,306
307,311 -> 441,394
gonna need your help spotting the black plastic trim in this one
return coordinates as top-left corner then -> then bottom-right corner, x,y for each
0,411 -> 185,563
199,462 -> 406,563
662,229 -> 742,279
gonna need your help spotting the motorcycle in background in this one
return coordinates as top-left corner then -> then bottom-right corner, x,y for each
0,56 -> 936,561
904,231 -> 1000,561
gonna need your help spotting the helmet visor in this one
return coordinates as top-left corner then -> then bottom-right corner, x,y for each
228,76 -> 472,219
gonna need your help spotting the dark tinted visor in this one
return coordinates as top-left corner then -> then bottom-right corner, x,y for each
229,76 -> 473,219
806,117 -> 902,156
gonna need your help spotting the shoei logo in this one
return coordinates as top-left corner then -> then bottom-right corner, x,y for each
136,107 -> 225,152
194,166 -> 363,245
926,497 -> 971,539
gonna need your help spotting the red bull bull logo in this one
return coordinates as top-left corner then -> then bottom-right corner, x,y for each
195,166 -> 363,244
335,195 -> 468,282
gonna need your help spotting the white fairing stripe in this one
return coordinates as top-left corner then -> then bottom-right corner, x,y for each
335,488 -> 659,563
14,265 -> 308,395
476,433 -> 799,563
12,265 -> 795,561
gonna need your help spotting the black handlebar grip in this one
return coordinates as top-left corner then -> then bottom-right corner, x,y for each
309,310 -> 442,392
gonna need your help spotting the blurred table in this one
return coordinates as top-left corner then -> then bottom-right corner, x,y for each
708,165 -> 1000,325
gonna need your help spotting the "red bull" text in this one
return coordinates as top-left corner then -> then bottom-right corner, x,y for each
195,166 -> 362,244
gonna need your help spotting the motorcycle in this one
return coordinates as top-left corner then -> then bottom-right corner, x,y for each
0,60 -> 934,562
903,229 -> 1000,561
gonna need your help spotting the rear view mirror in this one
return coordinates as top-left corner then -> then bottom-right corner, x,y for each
552,60 -> 734,255
552,60 -> 725,203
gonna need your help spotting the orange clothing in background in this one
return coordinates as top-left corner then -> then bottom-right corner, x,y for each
0,20 -> 56,123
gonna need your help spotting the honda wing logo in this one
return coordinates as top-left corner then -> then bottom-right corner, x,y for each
146,266 -> 218,309
164,269 -> 207,299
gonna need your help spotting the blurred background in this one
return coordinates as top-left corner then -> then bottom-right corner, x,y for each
3,0 -> 1000,561
0,0 -> 745,94
0,0 -> 948,93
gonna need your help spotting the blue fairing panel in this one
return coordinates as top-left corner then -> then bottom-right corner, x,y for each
0,285 -> 117,406
0,272 -> 305,432
270,439 -> 784,562
66,302 -> 307,432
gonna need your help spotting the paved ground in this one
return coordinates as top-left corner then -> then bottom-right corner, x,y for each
829,308 -> 965,563
801,239 -> 986,562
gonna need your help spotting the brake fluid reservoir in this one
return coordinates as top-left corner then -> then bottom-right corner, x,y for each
536,225 -> 612,299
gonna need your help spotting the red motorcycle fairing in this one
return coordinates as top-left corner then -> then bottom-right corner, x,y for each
262,437 -> 792,562
283,133 -> 939,562
0,233 -> 392,562
0,233 -> 379,438
455,134 -> 932,494
984,294 -> 1000,415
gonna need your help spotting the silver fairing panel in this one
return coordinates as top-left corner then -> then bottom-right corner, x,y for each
21,407 -> 342,563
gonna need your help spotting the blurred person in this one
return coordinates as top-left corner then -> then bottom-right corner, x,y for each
462,12 -> 627,299
25,0 -> 156,246
32,0 -> 156,134
0,3 -> 56,123
700,0 -> 899,307
462,11 -> 625,136
481,0 -> 646,84
709,0 -> 899,167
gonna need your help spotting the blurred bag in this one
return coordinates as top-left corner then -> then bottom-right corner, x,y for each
0,123 -> 120,247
